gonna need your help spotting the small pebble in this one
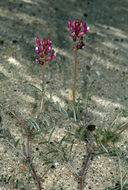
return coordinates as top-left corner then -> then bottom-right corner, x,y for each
124,95 -> 128,100
51,165 -> 55,169
84,13 -> 88,17
12,40 -> 18,44
90,58 -> 96,65
95,71 -> 101,77
0,40 -> 4,45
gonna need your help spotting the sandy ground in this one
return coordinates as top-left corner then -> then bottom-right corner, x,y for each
0,0 -> 128,189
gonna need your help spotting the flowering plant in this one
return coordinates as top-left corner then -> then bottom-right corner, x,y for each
67,19 -> 89,117
35,36 -> 56,121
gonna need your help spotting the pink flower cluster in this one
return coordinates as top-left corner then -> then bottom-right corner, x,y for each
35,37 -> 56,65
67,19 -> 89,49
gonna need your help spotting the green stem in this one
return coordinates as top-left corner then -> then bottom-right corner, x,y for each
73,42 -> 78,117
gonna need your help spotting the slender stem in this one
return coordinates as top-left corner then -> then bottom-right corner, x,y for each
29,163 -> 42,190
79,146 -> 93,190
36,62 -> 45,121
24,126 -> 42,189
73,42 -> 78,116
81,146 -> 93,177
79,131 -> 93,190
26,134 -> 30,158
39,64 -> 45,113
42,62 -> 45,82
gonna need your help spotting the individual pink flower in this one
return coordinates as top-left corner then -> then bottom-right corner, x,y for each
35,37 -> 56,65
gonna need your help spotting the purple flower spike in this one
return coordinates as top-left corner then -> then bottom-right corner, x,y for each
35,36 -> 56,65
67,19 -> 89,42
67,19 -> 89,50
